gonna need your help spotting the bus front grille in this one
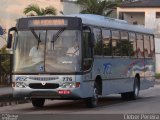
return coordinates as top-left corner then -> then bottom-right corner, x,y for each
29,83 -> 59,89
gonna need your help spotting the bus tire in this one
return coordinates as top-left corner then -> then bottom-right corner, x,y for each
31,98 -> 45,108
121,77 -> 140,100
84,83 -> 99,108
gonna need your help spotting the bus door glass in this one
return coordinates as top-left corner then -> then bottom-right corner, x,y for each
82,27 -> 93,71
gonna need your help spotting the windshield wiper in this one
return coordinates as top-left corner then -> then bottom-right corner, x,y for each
51,28 -> 65,49
30,29 -> 41,49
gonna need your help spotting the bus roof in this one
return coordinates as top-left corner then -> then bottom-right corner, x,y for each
68,14 -> 154,35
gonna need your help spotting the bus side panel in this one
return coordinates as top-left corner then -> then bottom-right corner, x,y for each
91,57 -> 155,96
92,57 -> 136,95
140,58 -> 155,90
102,78 -> 134,95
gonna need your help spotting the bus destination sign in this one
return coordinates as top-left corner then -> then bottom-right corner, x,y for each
28,19 -> 68,27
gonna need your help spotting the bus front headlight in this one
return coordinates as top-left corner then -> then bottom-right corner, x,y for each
60,82 -> 80,88
16,82 -> 28,88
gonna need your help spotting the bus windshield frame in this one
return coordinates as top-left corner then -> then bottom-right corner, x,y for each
13,17 -> 82,74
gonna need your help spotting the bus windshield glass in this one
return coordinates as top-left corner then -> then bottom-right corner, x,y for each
14,29 -> 81,73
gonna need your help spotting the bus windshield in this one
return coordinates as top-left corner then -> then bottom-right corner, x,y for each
14,29 -> 81,73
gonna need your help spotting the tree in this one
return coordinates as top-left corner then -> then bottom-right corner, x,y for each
24,4 -> 57,16
0,46 -> 8,54
77,0 -> 122,16
0,46 -> 11,85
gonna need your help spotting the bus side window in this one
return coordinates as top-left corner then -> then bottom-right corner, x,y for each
93,28 -> 102,55
144,35 -> 150,58
120,31 -> 129,56
150,35 -> 155,57
102,29 -> 111,56
129,32 -> 137,57
137,34 -> 144,58
112,30 -> 121,56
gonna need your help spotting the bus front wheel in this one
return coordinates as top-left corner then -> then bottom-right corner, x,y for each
84,83 -> 98,108
31,98 -> 45,108
121,77 -> 140,100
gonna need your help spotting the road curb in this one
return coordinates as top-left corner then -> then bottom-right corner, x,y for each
0,94 -> 30,107
155,80 -> 160,84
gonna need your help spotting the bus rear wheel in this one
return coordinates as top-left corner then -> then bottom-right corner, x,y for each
84,83 -> 98,108
31,98 -> 45,108
121,77 -> 140,100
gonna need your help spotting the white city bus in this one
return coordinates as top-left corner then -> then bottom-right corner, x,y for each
7,14 -> 155,108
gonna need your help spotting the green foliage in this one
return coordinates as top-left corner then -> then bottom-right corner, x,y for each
0,46 -> 11,85
103,42 -> 112,56
77,0 -> 122,16
94,41 -> 102,55
0,46 -> 10,72
23,4 -> 57,16
113,40 -> 132,56
155,73 -> 160,79
0,46 -> 9,54
94,40 -> 134,56
1,56 -> 11,72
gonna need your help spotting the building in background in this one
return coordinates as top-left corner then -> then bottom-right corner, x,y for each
117,0 -> 160,73
0,0 -> 63,48
0,26 -> 3,35
0,0 -> 81,48
0,26 -> 6,49
0,0 -> 63,30
62,0 -> 81,15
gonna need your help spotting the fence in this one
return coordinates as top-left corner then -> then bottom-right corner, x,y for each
0,54 -> 13,86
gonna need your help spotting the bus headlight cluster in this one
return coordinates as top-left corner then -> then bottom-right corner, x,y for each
60,82 -> 80,88
16,82 -> 28,88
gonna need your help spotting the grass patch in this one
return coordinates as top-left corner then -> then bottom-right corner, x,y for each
155,73 -> 160,79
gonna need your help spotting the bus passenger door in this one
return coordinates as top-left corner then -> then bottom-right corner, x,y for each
81,26 -> 94,97
82,27 -> 93,72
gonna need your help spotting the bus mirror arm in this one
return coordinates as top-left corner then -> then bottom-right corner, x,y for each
7,27 -> 17,49
7,34 -> 13,48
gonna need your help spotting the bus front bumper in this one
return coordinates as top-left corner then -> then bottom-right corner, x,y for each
13,87 -> 84,99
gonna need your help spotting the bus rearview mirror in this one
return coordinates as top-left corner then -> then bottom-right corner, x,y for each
7,34 -> 13,48
7,27 -> 17,49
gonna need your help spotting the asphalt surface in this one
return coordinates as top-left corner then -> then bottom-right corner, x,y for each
0,81 -> 160,120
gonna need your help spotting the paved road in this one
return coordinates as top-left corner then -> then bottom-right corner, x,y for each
0,81 -> 160,120
0,85 -> 160,115
0,85 -> 160,120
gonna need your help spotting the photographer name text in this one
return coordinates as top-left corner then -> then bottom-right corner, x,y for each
124,114 -> 159,120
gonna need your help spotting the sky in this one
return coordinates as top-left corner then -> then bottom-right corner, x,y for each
0,0 -> 63,48
0,0 -> 63,29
